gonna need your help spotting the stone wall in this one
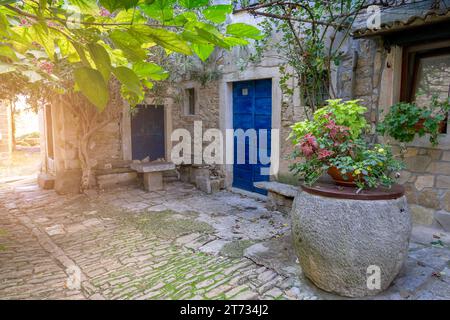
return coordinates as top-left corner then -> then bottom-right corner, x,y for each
171,80 -> 220,136
40,101 -> 127,193
335,36 -> 450,230
0,101 -> 12,164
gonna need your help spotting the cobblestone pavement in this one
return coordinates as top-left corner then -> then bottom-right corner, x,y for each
1,178 -> 450,300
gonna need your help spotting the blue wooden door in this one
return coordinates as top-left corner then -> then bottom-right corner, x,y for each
131,105 -> 165,161
233,79 -> 272,195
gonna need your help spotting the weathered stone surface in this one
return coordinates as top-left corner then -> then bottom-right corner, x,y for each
436,176 -> 450,188
38,173 -> 55,190
410,204 -> 435,225
254,181 -> 298,198
435,211 -> 450,232
291,191 -> 412,297
442,151 -> 450,161
443,192 -> 450,212
405,156 -> 432,172
143,172 -> 163,191
427,162 -> 450,175
196,176 -> 211,194
130,162 -> 175,173
414,175 -> 434,191
417,189 -> 440,209
97,172 -> 137,189
55,170 -> 81,194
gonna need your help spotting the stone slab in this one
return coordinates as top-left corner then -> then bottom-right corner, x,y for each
254,181 -> 298,198
130,162 -> 175,173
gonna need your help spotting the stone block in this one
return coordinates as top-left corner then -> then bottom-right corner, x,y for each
143,172 -> 163,192
397,170 -> 412,185
443,192 -> 450,211
410,204 -> 435,226
442,151 -> 450,161
210,178 -> 222,193
414,175 -> 435,191
436,176 -> 450,189
427,162 -> 450,175
190,167 -> 210,184
417,189 -> 440,209
97,172 -> 137,189
178,166 -> 191,183
405,155 -> 431,172
196,176 -> 211,194
429,149 -> 442,160
435,211 -> 450,232
55,169 -> 81,194
38,173 -> 55,190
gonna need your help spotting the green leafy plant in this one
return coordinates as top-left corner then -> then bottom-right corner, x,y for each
0,0 -> 261,110
290,100 -> 404,189
290,99 -> 369,143
377,97 -> 449,146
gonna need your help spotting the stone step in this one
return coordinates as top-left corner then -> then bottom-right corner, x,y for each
97,172 -> 137,189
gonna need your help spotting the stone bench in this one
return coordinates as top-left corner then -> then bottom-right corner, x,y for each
254,181 -> 298,214
130,162 -> 175,191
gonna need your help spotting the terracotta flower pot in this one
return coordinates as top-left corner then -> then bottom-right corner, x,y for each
327,166 -> 363,187
414,118 -> 447,133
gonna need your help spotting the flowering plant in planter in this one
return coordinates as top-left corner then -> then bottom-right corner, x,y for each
377,96 -> 450,146
290,99 -> 404,189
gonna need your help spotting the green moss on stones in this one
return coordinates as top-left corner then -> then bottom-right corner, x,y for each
124,210 -> 215,239
220,240 -> 256,258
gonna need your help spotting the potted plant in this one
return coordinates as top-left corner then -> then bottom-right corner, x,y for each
289,99 -> 404,189
289,99 -> 412,297
377,96 -> 449,146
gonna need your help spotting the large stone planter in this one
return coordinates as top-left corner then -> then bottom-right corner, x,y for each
291,183 -> 412,297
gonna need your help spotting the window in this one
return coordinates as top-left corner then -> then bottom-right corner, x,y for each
185,88 -> 196,115
401,41 -> 450,133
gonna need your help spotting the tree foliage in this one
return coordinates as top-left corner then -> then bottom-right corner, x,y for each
0,0 -> 261,110
236,0 -> 370,118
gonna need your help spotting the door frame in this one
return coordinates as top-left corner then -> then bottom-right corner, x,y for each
122,101 -> 172,162
219,68 -> 282,191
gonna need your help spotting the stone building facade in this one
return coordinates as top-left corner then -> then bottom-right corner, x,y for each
332,4 -> 450,230
37,3 -> 450,230
0,101 -> 12,165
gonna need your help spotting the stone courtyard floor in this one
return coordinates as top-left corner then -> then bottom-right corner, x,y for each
0,178 -> 449,300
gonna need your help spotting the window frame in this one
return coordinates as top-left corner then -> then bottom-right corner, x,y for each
400,40 -> 450,134
184,87 -> 197,116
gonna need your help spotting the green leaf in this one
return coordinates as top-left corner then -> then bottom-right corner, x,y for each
191,43 -> 214,61
99,0 -> 138,12
179,0 -> 208,9
113,66 -> 142,97
132,61 -> 168,80
223,37 -> 249,46
74,67 -> 109,111
139,26 -> 192,55
87,43 -> 112,82
194,26 -> 230,49
226,23 -> 263,40
202,5 -> 232,23
141,0 -> 174,22
109,30 -> 148,61
0,45 -> 18,61
0,0 -> 19,4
